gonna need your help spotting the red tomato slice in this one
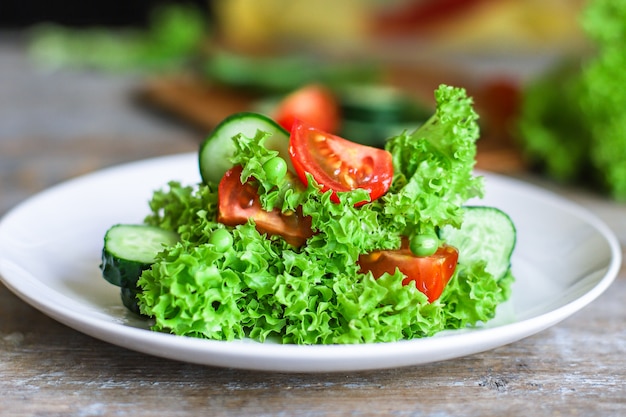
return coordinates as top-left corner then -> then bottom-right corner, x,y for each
217,166 -> 313,247
274,84 -> 340,133
289,119 -> 393,206
358,245 -> 459,302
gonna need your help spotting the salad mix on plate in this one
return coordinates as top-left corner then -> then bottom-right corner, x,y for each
100,84 -> 516,344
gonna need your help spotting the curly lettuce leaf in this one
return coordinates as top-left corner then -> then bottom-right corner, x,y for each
136,84 -> 512,344
384,85 -> 484,235
144,181 -> 219,245
440,264 -> 513,329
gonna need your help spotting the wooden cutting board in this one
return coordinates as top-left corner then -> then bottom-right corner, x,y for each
136,72 -> 526,174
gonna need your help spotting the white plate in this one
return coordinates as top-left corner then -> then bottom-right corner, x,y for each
0,153 -> 621,372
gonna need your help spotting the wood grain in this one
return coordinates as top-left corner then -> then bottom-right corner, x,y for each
2,38 -> 624,416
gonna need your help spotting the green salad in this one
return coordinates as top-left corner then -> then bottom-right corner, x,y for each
100,84 -> 516,344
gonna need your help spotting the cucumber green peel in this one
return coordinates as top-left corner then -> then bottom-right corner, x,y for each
199,112 -> 290,185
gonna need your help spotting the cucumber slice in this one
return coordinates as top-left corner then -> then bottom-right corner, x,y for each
100,224 -> 179,288
338,84 -> 422,119
199,112 -> 290,184
120,286 -> 142,315
336,85 -> 431,148
439,206 -> 516,280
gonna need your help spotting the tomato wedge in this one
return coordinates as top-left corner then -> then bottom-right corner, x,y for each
217,166 -> 313,247
358,244 -> 459,302
289,119 -> 393,206
274,84 -> 340,134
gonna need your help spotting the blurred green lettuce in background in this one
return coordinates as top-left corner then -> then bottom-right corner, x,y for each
516,0 -> 626,199
28,3 -> 207,72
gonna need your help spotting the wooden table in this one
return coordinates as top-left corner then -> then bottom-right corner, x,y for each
1,33 -> 625,416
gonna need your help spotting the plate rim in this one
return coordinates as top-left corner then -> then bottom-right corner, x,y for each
0,153 -> 621,372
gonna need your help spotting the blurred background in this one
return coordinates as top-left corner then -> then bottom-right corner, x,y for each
1,0 -> 198,27
5,0 -> 619,215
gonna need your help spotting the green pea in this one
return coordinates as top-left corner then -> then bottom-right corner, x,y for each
262,156 -> 288,184
409,232 -> 439,257
209,228 -> 233,253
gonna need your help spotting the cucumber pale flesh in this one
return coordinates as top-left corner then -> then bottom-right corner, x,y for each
439,206 -> 516,280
